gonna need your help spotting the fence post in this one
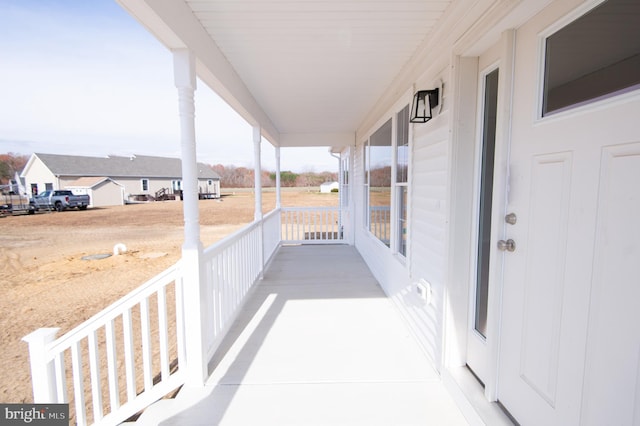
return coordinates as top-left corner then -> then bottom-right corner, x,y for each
22,328 -> 60,403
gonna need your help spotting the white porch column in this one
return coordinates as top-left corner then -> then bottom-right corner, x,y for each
173,49 -> 207,386
253,126 -> 265,276
275,146 -> 281,209
253,125 -> 263,221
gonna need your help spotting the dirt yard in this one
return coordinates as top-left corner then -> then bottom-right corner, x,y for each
0,189 -> 337,405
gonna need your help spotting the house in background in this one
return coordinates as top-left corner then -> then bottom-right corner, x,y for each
20,152 -> 221,206
23,0 -> 640,425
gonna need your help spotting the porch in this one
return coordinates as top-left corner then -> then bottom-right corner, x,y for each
134,244 -> 468,425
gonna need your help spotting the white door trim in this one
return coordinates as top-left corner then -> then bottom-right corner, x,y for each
482,28 -> 516,402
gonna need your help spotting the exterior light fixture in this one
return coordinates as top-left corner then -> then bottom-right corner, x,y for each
409,89 -> 439,123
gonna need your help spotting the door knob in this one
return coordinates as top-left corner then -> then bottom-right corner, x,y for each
497,239 -> 516,252
505,213 -> 517,225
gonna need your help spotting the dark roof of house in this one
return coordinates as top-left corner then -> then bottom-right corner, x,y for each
32,153 -> 220,180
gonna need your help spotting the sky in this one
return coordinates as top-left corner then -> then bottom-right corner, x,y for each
0,0 -> 338,173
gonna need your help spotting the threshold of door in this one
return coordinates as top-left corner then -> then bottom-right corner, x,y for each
443,366 -> 514,426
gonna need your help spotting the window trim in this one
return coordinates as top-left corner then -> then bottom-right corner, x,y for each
141,178 -> 149,192
394,104 -> 410,258
363,140 -> 370,229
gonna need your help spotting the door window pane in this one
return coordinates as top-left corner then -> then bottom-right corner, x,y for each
475,68 -> 499,338
543,0 -> 640,115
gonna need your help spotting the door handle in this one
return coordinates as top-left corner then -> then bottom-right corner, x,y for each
497,239 -> 516,252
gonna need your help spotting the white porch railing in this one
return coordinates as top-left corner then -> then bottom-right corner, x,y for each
202,210 -> 280,359
281,207 -> 343,244
23,206 -> 346,425
23,264 -> 185,426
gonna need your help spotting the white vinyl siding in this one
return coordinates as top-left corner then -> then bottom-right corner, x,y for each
404,115 -> 450,367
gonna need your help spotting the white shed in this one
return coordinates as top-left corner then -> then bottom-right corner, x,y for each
319,182 -> 339,193
65,177 -> 125,207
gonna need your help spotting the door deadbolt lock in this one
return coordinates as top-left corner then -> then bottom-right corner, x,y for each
505,213 -> 517,225
497,239 -> 516,252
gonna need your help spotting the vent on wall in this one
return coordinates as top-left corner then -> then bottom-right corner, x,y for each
415,279 -> 433,305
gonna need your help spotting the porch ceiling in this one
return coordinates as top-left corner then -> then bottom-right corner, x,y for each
117,0 -> 452,147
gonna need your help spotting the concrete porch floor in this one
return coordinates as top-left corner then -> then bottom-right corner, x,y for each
136,245 -> 469,425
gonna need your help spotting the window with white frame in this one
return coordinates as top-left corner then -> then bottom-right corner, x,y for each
363,141 -> 369,228
368,118 -> 392,247
395,105 -> 410,257
341,154 -> 349,207
141,178 -> 149,191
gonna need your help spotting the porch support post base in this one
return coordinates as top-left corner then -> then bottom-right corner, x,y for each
22,327 -> 60,403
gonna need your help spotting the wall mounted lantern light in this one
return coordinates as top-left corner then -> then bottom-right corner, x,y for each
409,88 -> 439,123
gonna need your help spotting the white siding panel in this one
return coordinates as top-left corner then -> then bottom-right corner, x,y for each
351,82 -> 453,369
405,111 -> 451,368
353,106 -> 453,370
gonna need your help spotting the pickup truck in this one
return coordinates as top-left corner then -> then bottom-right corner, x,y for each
30,190 -> 90,212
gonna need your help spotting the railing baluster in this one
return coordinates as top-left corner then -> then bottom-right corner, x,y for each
53,352 -> 67,403
326,210 -> 330,239
175,277 -> 187,373
105,319 -> 120,411
234,242 -> 239,308
140,297 -> 153,391
71,341 -> 86,426
223,251 -> 229,324
322,209 -> 326,239
157,286 -> 170,381
212,257 -> 219,335
88,330 -> 103,421
122,308 -> 136,401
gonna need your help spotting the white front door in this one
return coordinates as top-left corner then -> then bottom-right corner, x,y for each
497,1 -> 640,424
